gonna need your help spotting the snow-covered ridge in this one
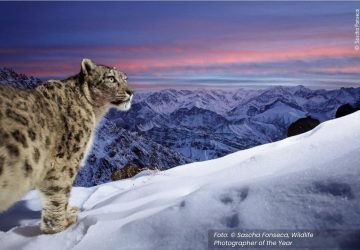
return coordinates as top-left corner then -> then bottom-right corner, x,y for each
1,111 -> 359,250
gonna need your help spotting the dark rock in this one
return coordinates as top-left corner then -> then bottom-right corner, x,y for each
287,116 -> 320,137
335,103 -> 359,118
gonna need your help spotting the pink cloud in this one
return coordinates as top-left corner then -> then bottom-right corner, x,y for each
113,44 -> 355,74
0,41 -> 356,79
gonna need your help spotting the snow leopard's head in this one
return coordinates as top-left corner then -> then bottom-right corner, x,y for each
80,58 -> 133,111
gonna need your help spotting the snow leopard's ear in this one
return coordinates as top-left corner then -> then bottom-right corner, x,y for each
81,58 -> 96,76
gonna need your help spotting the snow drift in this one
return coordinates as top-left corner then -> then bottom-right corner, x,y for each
1,111 -> 360,250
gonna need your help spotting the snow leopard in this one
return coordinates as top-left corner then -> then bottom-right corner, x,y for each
0,59 -> 133,233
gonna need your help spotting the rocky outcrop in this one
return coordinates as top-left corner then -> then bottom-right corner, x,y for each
335,103 -> 359,118
287,116 -> 320,137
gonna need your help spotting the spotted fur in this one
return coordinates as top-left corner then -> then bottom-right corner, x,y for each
0,59 -> 133,234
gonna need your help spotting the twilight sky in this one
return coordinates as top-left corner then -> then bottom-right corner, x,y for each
0,1 -> 359,89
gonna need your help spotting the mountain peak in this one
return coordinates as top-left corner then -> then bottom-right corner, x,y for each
0,67 -> 41,89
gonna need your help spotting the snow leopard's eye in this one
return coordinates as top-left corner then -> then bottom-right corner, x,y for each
108,76 -> 115,83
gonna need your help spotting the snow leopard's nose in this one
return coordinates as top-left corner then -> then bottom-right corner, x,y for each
125,87 -> 133,97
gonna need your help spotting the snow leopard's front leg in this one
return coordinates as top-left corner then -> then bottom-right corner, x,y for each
37,164 -> 78,234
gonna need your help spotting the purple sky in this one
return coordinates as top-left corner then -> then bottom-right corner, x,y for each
0,1 -> 359,89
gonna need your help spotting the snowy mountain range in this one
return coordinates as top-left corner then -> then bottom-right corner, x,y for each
77,85 -> 360,186
1,111 -> 359,250
75,119 -> 191,187
105,86 -> 360,160
0,67 -> 41,89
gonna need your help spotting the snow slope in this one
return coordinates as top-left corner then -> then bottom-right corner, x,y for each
1,112 -> 360,250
